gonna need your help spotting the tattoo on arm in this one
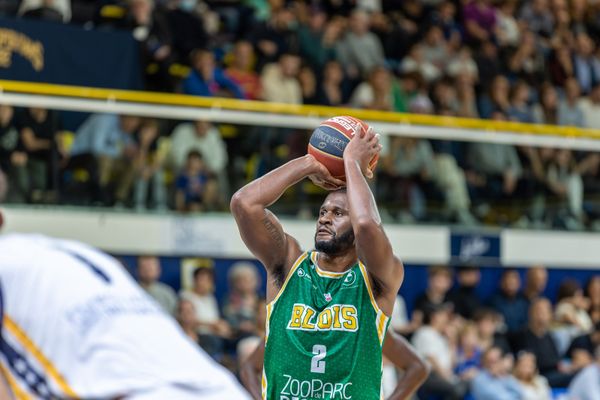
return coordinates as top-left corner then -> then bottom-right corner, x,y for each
262,215 -> 285,248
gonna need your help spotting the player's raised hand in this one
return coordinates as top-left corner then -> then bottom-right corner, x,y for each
305,154 -> 346,190
343,126 -> 382,179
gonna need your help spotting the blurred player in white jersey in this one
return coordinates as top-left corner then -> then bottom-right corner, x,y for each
0,169 -> 250,400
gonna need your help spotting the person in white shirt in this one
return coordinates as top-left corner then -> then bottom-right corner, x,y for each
513,351 -> 552,400
569,345 -> 600,400
0,176 -> 250,399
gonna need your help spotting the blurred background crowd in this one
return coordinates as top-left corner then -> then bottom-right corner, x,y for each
3,0 -> 600,229
135,256 -> 600,399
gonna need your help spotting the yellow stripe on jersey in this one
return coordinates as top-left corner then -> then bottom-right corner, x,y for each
4,316 -> 79,399
375,311 -> 388,346
261,367 -> 267,400
0,362 -> 32,400
268,252 -> 308,307
310,252 -> 346,278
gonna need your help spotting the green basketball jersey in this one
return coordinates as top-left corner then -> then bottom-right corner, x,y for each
263,251 -> 390,400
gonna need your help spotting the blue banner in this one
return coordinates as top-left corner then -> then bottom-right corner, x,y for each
0,18 -> 142,89
450,232 -> 501,266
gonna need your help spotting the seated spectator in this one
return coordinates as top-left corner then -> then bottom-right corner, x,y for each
489,269 -> 529,333
179,267 -> 231,357
518,0 -> 553,38
335,9 -> 385,80
260,52 -> 302,104
430,1 -> 461,51
14,108 -> 58,203
248,7 -> 298,69
478,75 -> 511,119
573,33 -> 600,95
350,66 -> 398,111
475,42 -> 502,94
495,0 -> 519,48
513,297 -> 577,388
533,83 -> 560,125
421,25 -> 450,73
297,7 -> 339,71
506,31 -> 544,85
455,323 -> 483,382
224,41 -> 263,100
164,0 -> 208,64
390,294 -> 420,337
471,347 -> 522,400
558,78 -> 586,127
400,44 -> 441,84
546,150 -> 585,228
133,119 -> 167,211
169,120 -> 228,199
0,105 -> 22,201
579,82 -> 600,129
507,81 -> 535,123
183,49 -> 244,98
474,308 -> 512,354
68,114 -> 140,207
568,346 -> 600,400
523,266 -> 548,302
223,262 -> 261,341
567,322 -> 600,370
466,115 -> 524,203
447,265 -> 482,319
298,65 -> 318,104
463,0 -> 497,46
137,255 -> 177,315
175,150 -> 219,212
316,60 -> 349,107
446,47 -> 478,86
556,279 -> 594,335
413,303 -> 468,400
513,351 -> 552,400
587,276 -> 600,324
548,45 -> 574,88
413,265 -> 453,325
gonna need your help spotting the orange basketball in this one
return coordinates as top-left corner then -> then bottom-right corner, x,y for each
307,116 -> 379,181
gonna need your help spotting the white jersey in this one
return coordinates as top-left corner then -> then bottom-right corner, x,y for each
0,234 -> 250,400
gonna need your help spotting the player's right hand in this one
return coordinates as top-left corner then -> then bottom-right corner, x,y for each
343,126 -> 382,179
305,155 -> 346,191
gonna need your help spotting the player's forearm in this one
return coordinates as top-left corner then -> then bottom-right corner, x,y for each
344,158 -> 381,229
231,155 -> 315,211
387,361 -> 430,400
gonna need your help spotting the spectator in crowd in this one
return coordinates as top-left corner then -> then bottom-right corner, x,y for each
446,47 -> 479,86
350,66 -> 398,111
335,9 -> 385,80
513,351 -> 552,400
568,345 -> 600,400
414,265 -> 453,325
489,269 -> 529,333
164,0 -> 208,64
298,65 -> 318,104
586,276 -> 600,324
413,303 -> 468,400
390,294 -> 420,337
533,83 -> 560,125
558,78 -> 586,127
507,31 -> 544,85
567,321 -> 600,370
478,76 -> 511,119
466,115 -> 523,203
400,44 -> 441,84
69,114 -> 140,207
495,0 -> 519,48
513,297 -> 577,388
463,0 -> 497,46
471,346 -> 522,400
179,267 -> 231,357
183,49 -> 245,98
519,0 -> 553,38
248,7 -> 298,68
447,265 -> 482,320
224,41 -> 263,100
260,52 -> 302,104
169,120 -> 229,199
137,255 -> 177,315
474,308 -> 512,355
455,322 -> 483,382
507,81 -> 535,123
175,150 -> 219,212
573,33 -> 600,95
297,7 -> 339,71
548,45 -> 575,88
13,107 -> 58,203
133,119 -> 167,211
546,149 -> 585,228
580,82 -> 600,129
555,279 -> 594,335
523,266 -> 548,302
475,41 -> 502,94
0,105 -> 22,201
316,60 -> 348,107
420,25 -> 450,74
223,262 -> 261,341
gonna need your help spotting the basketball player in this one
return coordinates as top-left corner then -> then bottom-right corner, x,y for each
240,330 -> 430,400
230,125 -> 405,399
0,169 -> 250,399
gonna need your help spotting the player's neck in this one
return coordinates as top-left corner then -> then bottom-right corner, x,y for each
315,251 -> 357,273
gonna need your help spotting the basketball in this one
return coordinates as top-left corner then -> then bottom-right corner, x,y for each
307,116 -> 379,180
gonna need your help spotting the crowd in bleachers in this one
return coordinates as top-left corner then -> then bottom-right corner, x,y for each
4,0 -> 600,228
134,256 -> 600,400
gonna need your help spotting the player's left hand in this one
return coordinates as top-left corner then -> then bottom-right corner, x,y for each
306,155 -> 346,190
344,126 -> 382,179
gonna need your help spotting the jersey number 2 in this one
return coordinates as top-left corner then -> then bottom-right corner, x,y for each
311,344 -> 327,374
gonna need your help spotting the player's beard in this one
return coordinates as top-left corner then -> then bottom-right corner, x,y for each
314,227 -> 355,255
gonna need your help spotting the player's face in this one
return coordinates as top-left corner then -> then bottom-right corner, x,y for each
315,192 -> 355,255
